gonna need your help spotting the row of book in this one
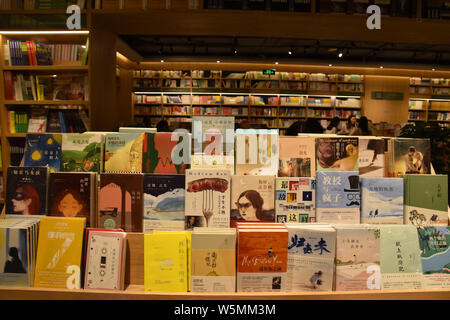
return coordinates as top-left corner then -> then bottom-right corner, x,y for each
4,72 -> 88,101
410,77 -> 450,86
0,0 -> 85,9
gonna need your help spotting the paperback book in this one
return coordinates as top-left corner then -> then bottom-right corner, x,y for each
61,133 -> 104,173
358,137 -> 385,177
388,138 -> 431,176
316,137 -> 359,172
24,133 -> 62,172
104,133 -> 144,173
278,136 -> 315,177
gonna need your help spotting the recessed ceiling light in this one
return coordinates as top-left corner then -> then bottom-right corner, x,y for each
329,64 -> 332,67
217,60 -> 221,63
288,51 -> 292,55
160,59 -> 164,62
275,61 -> 279,65
338,52 -> 343,58
379,66 -> 383,68
432,68 -> 436,71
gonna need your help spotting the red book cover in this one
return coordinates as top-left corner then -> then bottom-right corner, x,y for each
30,41 -> 38,66
26,41 -> 33,65
3,71 -> 14,100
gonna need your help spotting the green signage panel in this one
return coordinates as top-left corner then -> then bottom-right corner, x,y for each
371,91 -> 404,100
263,69 -> 276,75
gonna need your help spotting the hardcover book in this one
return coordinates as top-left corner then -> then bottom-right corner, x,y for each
98,173 -> 144,232
416,226 -> 450,289
230,175 -> 275,227
235,129 -> 279,176
286,224 -> 336,292
24,133 -> 62,172
358,137 -> 385,177
34,216 -> 86,289
360,177 -> 404,224
389,138 -> 431,176
316,137 -> 359,172
316,171 -> 360,224
278,136 -> 315,177
380,225 -> 424,290
403,174 -> 448,227
334,224 -> 381,291
6,166 -> 49,215
143,132 -> 190,174
61,133 -> 104,173
143,174 -> 185,232
48,172 -> 97,227
104,133 -> 144,173
275,177 -> 316,223
191,228 -> 236,292
185,169 -> 231,229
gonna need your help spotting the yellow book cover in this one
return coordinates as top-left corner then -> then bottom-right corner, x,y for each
34,216 -> 86,289
144,232 -> 188,292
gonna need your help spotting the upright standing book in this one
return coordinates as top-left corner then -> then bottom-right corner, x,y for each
6,166 -> 49,215
185,169 -> 231,229
98,173 -> 144,232
230,175 -> 275,227
61,133 -> 104,173
278,136 -> 315,177
24,133 -> 62,172
360,177 -> 404,224
104,133 -> 144,173
388,138 -> 431,176
316,137 -> 359,172
143,174 -> 185,232
316,171 -> 360,224
358,137 -> 385,177
275,177 -> 316,223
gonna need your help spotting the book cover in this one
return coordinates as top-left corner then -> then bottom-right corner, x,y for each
316,171 -> 360,224
98,173 -> 144,232
24,133 -> 62,172
185,169 -> 230,229
104,133 -> 144,173
403,174 -> 448,226
143,132 -> 190,174
316,137 -> 359,171
334,225 -> 381,291
34,216 -> 86,289
275,177 -> 316,223
392,138 -> 431,176
278,136 -> 315,177
286,224 -> 336,292
6,166 -> 49,215
235,129 -> 279,176
230,175 -> 275,227
416,226 -> 450,289
48,172 -> 96,227
144,232 -> 188,292
143,174 -> 185,232
61,133 -> 104,173
236,227 -> 288,292
191,228 -> 236,292
360,177 -> 404,224
358,137 -> 385,177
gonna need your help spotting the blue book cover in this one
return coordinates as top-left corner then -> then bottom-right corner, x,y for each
361,178 -> 404,224
24,134 -> 62,172
143,174 -> 185,233
316,171 -> 360,224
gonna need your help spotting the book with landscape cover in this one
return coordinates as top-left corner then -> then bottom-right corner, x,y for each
61,133 -> 104,173
23,133 -> 62,172
316,137 -> 359,172
278,136 -> 315,177
104,132 -> 144,173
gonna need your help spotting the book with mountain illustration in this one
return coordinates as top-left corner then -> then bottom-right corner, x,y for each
316,136 -> 359,172
24,133 -> 62,172
104,133 -> 144,173
61,133 -> 104,173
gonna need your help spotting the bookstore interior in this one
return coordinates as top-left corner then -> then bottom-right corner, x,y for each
0,0 -> 449,301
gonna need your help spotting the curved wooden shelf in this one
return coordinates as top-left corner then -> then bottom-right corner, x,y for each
4,100 -> 88,105
3,65 -> 88,71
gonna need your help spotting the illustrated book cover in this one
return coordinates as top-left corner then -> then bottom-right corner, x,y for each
104,132 -> 144,173
23,133 -> 62,172
61,133 -> 104,173
358,137 -> 385,177
278,136 -> 315,177
316,137 -> 359,172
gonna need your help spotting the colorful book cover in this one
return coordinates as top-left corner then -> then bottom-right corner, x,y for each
235,129 -> 279,176
278,136 -> 315,177
316,171 -> 360,224
358,137 -> 385,177
98,173 -> 144,232
360,177 -> 404,224
230,175 -> 275,228
48,172 -> 97,227
104,133 -> 144,173
403,174 -> 448,226
334,225 -> 381,291
392,138 -> 431,176
6,166 -> 49,215
34,216 -> 86,289
286,224 -> 336,291
236,227 -> 288,292
61,133 -> 104,173
24,133 -> 62,172
191,228 -> 236,292
191,116 -> 235,171
380,225 -> 424,290
143,174 -> 185,232
185,169 -> 230,229
316,137 -> 359,172
143,132 -> 190,174
144,232 -> 188,292
275,177 -> 316,224
417,226 -> 450,289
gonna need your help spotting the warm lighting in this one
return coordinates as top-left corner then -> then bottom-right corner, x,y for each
160,59 -> 164,63
0,30 -> 89,35
338,52 -> 343,58
216,60 -> 221,63
275,62 -> 279,65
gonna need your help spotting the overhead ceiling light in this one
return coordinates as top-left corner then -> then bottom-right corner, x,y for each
379,66 -> 384,69
275,61 -> 279,65
338,52 -> 344,58
329,64 -> 333,66
432,68 -> 436,71
160,59 -> 164,62
288,50 -> 292,55
217,60 -> 221,63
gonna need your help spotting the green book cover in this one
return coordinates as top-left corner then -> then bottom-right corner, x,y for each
61,133 -> 104,173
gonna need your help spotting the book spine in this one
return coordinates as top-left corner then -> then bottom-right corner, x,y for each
9,110 -> 16,133
59,110 -> 67,133
4,41 -> 11,66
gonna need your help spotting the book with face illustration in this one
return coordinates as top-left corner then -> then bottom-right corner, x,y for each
143,174 -> 185,232
104,133 -> 144,173
390,138 -> 431,176
230,175 -> 275,228
24,133 -> 62,172
316,137 -> 359,172
278,136 -> 315,177
61,133 -> 104,173
143,132 -> 190,174
185,169 -> 230,229
98,173 -> 144,232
